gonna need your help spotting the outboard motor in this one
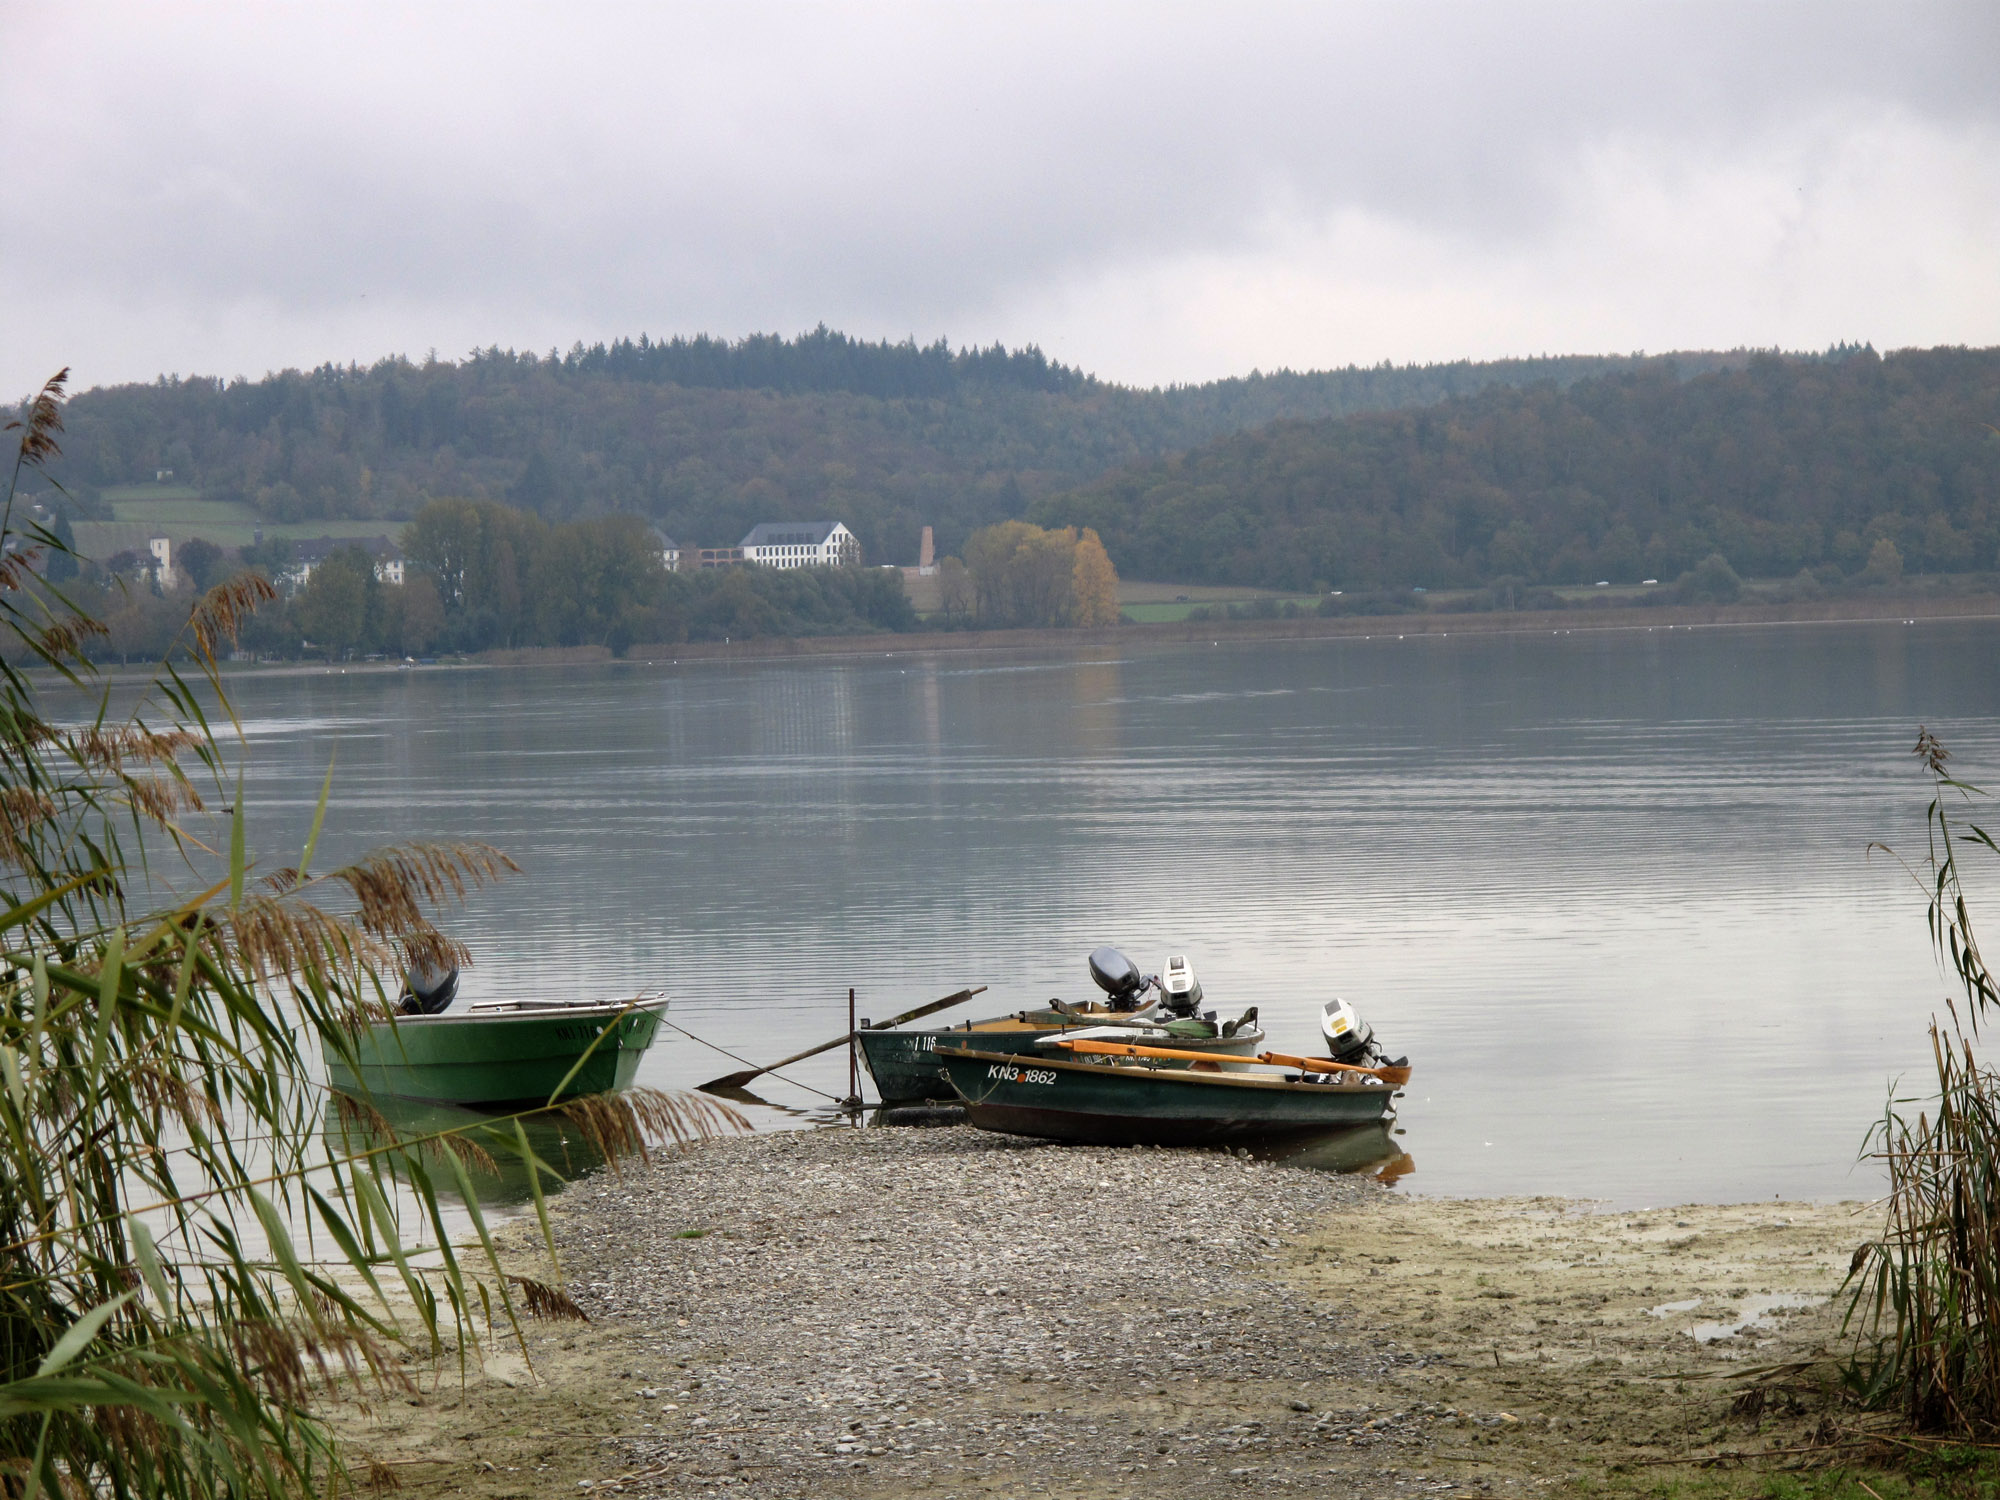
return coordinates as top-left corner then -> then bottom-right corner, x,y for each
399,960 -> 459,1017
1320,996 -> 1377,1064
1087,947 -> 1148,1012
1159,954 -> 1203,1018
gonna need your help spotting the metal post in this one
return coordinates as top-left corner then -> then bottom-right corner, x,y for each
847,986 -> 858,1108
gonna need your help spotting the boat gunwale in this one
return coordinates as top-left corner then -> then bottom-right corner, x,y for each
934,1044 -> 1397,1095
356,997 -> 670,1028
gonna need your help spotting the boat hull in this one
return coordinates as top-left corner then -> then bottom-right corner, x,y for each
324,1002 -> 664,1109
935,1046 -> 1397,1146
859,1020 -> 1261,1106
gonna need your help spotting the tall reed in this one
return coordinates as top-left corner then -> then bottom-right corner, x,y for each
1848,729 -> 2000,1433
0,372 -> 740,1497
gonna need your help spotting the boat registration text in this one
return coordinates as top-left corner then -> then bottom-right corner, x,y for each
987,1064 -> 1057,1086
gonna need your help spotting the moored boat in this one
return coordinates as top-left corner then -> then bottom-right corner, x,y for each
934,1039 -> 1409,1147
323,992 -> 668,1109
858,946 -> 1269,1107
857,1007 -> 1265,1105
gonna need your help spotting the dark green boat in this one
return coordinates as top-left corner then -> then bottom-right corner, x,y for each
321,1094 -> 612,1205
858,1003 -> 1265,1106
323,995 -> 667,1109
935,1044 -> 1400,1146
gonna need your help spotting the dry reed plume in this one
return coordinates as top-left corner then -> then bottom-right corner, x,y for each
1848,728 -> 2000,1435
0,367 -> 741,1499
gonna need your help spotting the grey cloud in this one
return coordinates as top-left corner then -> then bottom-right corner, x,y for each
2,1 -> 1995,395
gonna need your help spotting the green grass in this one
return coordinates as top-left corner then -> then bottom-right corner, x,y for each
99,483 -> 202,502
1116,580 -> 1293,605
73,517 -> 403,561
1610,1452 -> 2000,1500
107,498 -> 260,526
92,489 -> 406,551
1124,597 -> 1322,623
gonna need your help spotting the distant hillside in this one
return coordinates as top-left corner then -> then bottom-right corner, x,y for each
1031,347 -> 2000,591
27,328 -> 1733,566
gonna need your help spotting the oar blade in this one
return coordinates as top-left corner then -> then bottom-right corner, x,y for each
697,985 -> 987,1091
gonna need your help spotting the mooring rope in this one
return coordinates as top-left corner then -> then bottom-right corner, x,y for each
659,1018 -> 846,1103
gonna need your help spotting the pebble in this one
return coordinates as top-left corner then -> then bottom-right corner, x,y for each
550,1124 -> 1431,1496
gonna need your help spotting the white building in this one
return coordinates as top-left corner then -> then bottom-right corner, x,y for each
284,536 -> 404,592
651,529 -> 681,572
738,521 -> 859,569
148,536 -> 175,588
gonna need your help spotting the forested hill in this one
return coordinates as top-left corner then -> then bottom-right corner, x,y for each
31,328 -> 1732,566
1031,346 -> 2000,591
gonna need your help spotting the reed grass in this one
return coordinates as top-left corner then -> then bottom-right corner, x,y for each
0,373 -> 743,1497
1848,729 -> 2000,1435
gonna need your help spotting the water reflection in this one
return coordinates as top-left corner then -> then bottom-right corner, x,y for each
320,1095 -> 608,1210
216,621 -> 2000,1204
1257,1120 -> 1416,1185
698,1081 -> 818,1119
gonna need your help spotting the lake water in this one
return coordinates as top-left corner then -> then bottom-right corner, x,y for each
221,619 -> 2000,1207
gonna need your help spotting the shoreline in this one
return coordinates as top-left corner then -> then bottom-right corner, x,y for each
49,590 -> 2000,682
336,1128 -> 1878,1500
619,589 -> 2000,667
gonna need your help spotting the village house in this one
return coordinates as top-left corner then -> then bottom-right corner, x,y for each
285,536 -> 405,592
738,521 -> 859,569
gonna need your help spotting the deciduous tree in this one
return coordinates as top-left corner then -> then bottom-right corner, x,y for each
1071,527 -> 1120,625
293,547 -> 376,656
964,521 -> 1083,628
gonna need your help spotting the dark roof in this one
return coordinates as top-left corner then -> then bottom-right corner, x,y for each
739,521 -> 845,548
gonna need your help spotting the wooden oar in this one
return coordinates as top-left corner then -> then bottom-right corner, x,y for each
699,986 -> 988,1090
1051,1037 -> 1412,1087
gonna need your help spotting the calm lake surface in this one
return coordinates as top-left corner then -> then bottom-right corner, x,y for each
220,619 -> 2000,1207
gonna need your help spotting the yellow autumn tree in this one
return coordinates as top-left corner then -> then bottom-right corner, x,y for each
958,522 -> 1122,629
1071,527 -> 1120,626
963,521 -> 1076,626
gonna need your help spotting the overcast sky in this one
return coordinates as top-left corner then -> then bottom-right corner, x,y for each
4,2 -> 1997,399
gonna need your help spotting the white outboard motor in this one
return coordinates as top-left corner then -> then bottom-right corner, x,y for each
1320,996 -> 1377,1064
1159,954 -> 1203,1018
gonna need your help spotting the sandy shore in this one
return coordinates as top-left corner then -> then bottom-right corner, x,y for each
329,1126 -> 1878,1500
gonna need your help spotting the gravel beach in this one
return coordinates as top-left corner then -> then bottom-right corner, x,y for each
550,1124 -> 1416,1497
347,1124 -> 1865,1500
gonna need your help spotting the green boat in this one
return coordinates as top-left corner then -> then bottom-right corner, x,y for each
322,995 -> 667,1109
858,1003 -> 1265,1107
321,1094 -> 612,1204
934,1044 -> 1401,1146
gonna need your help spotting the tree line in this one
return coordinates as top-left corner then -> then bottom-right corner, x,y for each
71,498 -> 918,662
1032,346 -> 2000,591
22,330 -> 1714,573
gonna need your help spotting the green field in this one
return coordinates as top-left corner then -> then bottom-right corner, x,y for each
1113,580 -> 1305,622
107,498 -> 261,528
74,512 -> 401,562
85,485 -> 406,555
1123,599 -> 1320,622
99,484 -> 203,503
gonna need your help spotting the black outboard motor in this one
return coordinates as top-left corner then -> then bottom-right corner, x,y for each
1087,946 -> 1148,1012
399,961 -> 459,1016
